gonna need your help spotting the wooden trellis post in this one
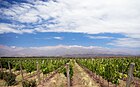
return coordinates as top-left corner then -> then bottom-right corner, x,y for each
8,61 -> 12,74
126,63 -> 135,87
37,61 -> 41,84
66,63 -> 70,87
20,60 -> 24,86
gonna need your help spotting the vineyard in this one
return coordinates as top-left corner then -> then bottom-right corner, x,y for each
0,57 -> 140,87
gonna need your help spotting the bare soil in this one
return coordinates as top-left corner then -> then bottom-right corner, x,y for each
72,62 -> 100,87
38,73 -> 67,87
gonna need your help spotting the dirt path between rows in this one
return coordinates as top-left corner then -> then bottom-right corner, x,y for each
38,73 -> 67,87
72,62 -> 100,87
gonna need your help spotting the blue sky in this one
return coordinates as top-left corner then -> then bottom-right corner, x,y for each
0,0 -> 140,56
0,32 -> 125,47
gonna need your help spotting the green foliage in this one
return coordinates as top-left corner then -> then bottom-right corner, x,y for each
41,59 -> 68,74
1,60 -> 8,69
0,71 -> 4,79
13,62 -> 20,70
23,61 -> 36,73
59,67 -> 67,77
0,72 -> 16,86
69,65 -> 73,79
77,57 -> 140,85
1,57 -> 140,86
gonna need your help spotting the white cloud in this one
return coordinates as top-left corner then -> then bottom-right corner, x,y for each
0,0 -> 140,38
34,37 -> 51,40
20,29 -> 35,33
53,36 -> 63,40
18,13 -> 39,23
0,45 -> 140,57
34,36 -> 63,40
125,33 -> 140,39
0,23 -> 34,34
0,23 -> 21,34
86,35 -> 113,39
108,38 -> 140,48
10,46 -> 16,49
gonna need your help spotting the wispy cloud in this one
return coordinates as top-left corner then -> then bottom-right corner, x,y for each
34,36 -> 63,40
125,33 -> 140,39
34,37 -> 51,40
53,37 -> 63,40
0,23 -> 34,34
108,38 -> 140,48
86,35 -> 113,39
0,0 -> 140,38
0,0 -> 140,52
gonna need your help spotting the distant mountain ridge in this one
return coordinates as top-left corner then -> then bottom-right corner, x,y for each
0,45 -> 140,57
63,53 -> 137,57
